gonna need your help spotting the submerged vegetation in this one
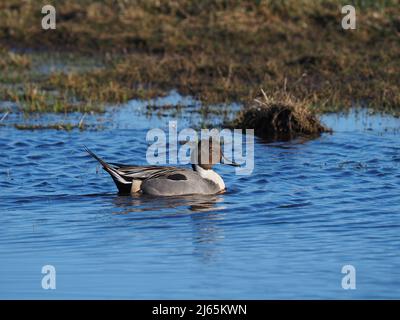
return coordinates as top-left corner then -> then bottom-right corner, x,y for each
14,122 -> 84,131
0,0 -> 399,125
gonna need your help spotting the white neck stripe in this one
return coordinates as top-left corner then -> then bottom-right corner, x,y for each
194,165 -> 225,191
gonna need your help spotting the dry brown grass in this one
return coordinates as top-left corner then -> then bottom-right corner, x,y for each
0,0 -> 399,114
0,51 -> 31,69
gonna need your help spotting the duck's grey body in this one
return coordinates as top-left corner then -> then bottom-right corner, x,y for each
140,168 -> 221,196
85,145 -> 228,196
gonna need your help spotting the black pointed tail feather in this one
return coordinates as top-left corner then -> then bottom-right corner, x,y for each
84,146 -> 132,194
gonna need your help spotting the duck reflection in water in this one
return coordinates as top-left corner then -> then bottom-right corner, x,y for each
111,193 -> 225,214
110,194 -> 226,261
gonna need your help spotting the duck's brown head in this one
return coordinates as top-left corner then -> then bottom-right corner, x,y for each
191,137 -> 239,170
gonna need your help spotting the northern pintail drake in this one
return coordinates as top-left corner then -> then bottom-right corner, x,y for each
85,140 -> 238,196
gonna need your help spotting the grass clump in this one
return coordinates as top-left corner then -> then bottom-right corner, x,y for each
232,90 -> 331,140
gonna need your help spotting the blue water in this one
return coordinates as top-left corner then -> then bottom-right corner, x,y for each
1,94 -> 400,299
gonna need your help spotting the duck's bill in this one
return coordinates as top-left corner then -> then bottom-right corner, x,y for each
221,155 -> 241,167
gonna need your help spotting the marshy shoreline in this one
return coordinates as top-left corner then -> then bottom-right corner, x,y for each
0,0 -> 399,137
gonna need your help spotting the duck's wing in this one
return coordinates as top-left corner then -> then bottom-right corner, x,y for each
84,146 -> 190,193
112,164 -> 180,180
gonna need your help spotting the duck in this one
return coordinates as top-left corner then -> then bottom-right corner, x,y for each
85,139 -> 238,196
